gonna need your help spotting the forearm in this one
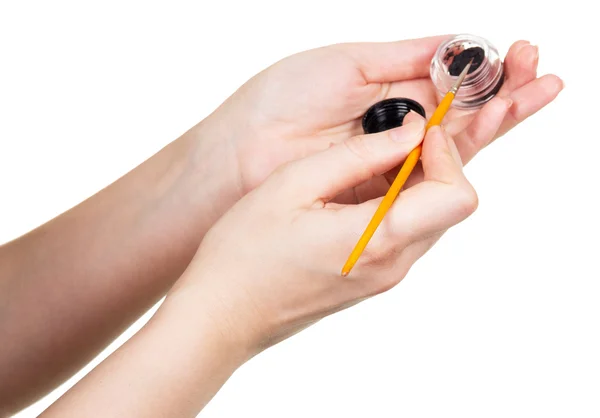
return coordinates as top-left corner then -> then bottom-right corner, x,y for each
0,117 -> 240,414
40,281 -> 251,418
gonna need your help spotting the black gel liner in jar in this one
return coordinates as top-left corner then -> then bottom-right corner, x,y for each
362,98 -> 426,134
430,34 -> 504,109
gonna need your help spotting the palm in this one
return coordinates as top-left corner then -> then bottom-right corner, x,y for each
222,36 -> 559,203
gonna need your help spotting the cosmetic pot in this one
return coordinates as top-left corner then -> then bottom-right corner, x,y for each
430,34 -> 504,109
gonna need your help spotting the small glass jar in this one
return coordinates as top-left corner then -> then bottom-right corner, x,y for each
430,34 -> 504,110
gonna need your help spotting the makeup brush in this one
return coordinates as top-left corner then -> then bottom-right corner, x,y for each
341,59 -> 474,277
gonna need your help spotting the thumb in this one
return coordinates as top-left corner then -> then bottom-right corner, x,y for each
286,118 -> 425,204
339,126 -> 478,259
379,126 -> 478,245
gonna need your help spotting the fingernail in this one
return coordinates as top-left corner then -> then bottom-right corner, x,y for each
515,41 -> 531,54
529,45 -> 539,66
403,111 -> 426,124
503,98 -> 513,109
391,119 -> 425,142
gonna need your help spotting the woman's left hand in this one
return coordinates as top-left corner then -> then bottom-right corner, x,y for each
199,35 -> 561,206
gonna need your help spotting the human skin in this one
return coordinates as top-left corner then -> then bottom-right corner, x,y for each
42,122 -> 479,416
0,35 -> 562,415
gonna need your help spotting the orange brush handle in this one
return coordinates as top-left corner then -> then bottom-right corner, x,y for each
341,92 -> 456,276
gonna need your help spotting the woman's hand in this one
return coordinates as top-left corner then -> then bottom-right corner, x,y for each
172,119 -> 477,352
41,121 -> 479,418
200,35 -> 561,204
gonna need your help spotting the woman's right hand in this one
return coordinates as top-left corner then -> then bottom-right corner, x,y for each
41,118 -> 480,418
167,117 -> 478,353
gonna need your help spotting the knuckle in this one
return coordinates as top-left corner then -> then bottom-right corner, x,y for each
372,271 -> 402,295
454,182 -> 479,218
361,261 -> 406,297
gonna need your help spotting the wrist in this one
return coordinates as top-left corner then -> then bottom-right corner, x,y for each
165,114 -> 243,236
159,281 -> 257,365
164,263 -> 269,361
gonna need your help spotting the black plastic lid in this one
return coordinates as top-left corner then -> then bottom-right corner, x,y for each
362,98 -> 426,134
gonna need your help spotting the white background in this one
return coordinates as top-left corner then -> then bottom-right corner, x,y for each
1,1 -> 597,417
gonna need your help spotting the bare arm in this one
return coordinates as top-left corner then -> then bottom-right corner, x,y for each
0,120 -> 241,415
38,286 -> 251,418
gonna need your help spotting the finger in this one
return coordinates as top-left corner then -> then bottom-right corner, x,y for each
387,127 -> 477,242
336,35 -> 451,83
386,108 -> 464,188
445,128 -> 464,167
382,111 -> 427,185
496,74 -> 564,137
447,96 -> 513,164
499,41 -> 539,95
348,110 -> 428,204
344,127 -> 477,255
421,126 -> 464,182
276,119 -> 426,204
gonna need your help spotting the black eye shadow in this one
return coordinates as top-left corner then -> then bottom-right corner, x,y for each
447,47 -> 485,76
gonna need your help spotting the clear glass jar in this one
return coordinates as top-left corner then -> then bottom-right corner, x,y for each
430,34 -> 504,110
